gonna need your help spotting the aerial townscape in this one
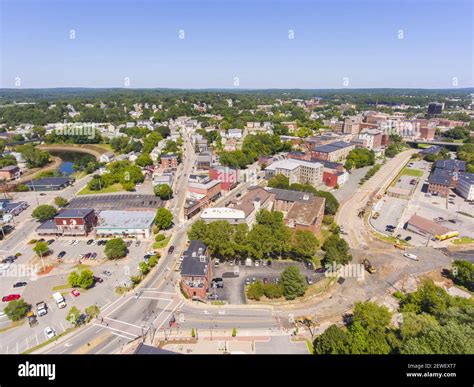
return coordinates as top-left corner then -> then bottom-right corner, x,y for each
0,1 -> 472,377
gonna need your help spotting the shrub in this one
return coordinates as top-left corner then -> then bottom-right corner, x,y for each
155,233 -> 166,242
247,281 -> 265,300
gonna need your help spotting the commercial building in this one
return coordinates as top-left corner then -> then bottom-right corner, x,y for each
208,166 -> 238,191
311,141 -> 355,162
264,159 -> 323,187
358,129 -> 382,150
427,102 -> 444,115
152,173 -> 173,188
26,177 -> 71,191
196,152 -> 212,170
419,127 -> 436,140
284,196 -> 325,235
54,208 -> 97,236
428,169 -> 454,197
184,177 -> 222,218
95,210 -> 156,238
229,186 -> 274,227
200,207 -> 246,224
456,173 -> 474,201
434,159 -> 466,173
405,214 -> 452,239
180,240 -> 212,300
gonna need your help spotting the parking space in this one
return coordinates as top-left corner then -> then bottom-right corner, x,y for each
210,260 -> 322,305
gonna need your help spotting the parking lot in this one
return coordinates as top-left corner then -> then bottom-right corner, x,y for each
209,260 -> 324,305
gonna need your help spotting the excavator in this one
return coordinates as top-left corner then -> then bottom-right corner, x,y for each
295,315 -> 319,336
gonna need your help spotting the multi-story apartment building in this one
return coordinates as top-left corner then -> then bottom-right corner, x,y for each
358,129 -> 382,150
264,159 -> 323,187
311,141 -> 355,162
180,240 -> 212,300
456,173 -> 474,201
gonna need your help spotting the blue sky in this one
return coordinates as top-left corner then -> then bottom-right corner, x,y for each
0,0 -> 472,88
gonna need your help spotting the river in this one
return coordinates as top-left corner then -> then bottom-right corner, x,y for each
49,151 -> 96,176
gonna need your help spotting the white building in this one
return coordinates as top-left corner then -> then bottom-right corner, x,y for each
456,173 -> 474,201
358,129 -> 382,150
95,210 -> 156,239
200,207 -> 246,225
265,159 -> 323,188
99,152 -> 115,163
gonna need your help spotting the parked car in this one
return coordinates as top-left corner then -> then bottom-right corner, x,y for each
57,251 -> 66,259
207,294 -> 219,300
93,276 -> 103,283
86,239 -> 94,245
404,236 -> 412,241
168,246 -> 175,254
37,238 -> 45,243
266,260 -> 272,266
44,327 -> 56,339
126,241 -> 132,247
135,240 -> 141,247
245,277 -> 252,285
403,253 -> 419,261
2,256 -> 16,263
306,276 -> 314,285
71,289 -> 80,297
145,250 -> 156,256
211,278 -> 224,288
13,282 -> 27,288
102,271 -> 112,277
2,294 -> 21,302
47,239 -> 55,245
90,252 -> 97,259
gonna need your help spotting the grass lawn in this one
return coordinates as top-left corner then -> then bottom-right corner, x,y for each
78,183 -> 124,195
51,283 -> 71,291
75,264 -> 90,270
451,237 -> 474,245
306,339 -> 314,354
401,167 -> 424,177
153,236 -> 171,250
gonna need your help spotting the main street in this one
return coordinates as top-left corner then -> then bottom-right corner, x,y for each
6,145 -> 454,354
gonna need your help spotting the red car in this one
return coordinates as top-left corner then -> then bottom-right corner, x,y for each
71,289 -> 81,297
2,294 -> 21,302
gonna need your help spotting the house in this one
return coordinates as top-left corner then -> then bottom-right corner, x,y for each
0,165 -> 21,181
180,240 -> 212,300
26,177 -> 71,191
95,210 -> 155,238
208,166 -> 238,191
54,208 -> 97,236
100,152 -> 115,163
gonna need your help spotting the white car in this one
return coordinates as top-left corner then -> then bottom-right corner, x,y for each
91,241 -> 97,246
68,240 -> 75,245
145,250 -> 155,256
44,327 -> 56,339
403,253 -> 419,261
73,240 -> 79,246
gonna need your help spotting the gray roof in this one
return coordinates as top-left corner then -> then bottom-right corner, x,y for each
267,187 -> 314,203
435,159 -> 466,172
56,208 -> 94,218
36,220 -> 57,232
429,169 -> 452,186
314,141 -> 353,153
458,172 -> 474,185
181,240 -> 209,277
96,210 -> 155,229
0,165 -> 20,172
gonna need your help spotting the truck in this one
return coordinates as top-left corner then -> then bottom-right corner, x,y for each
36,301 -> 47,316
52,292 -> 66,309
27,311 -> 38,327
362,258 -> 376,274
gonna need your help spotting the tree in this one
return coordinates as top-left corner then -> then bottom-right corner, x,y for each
68,271 -> 80,287
66,306 -> 81,325
33,241 -> 49,257
321,234 -> 352,266
351,301 -> 392,333
4,299 -> 30,321
267,174 -> 290,189
85,305 -> 100,322
31,205 -> 57,222
136,153 -> 153,167
247,281 -> 265,300
54,196 -> 68,207
78,269 -> 95,289
313,324 -> 350,354
289,230 -> 319,260
344,148 -> 375,169
139,261 -> 150,275
450,260 -> 474,291
280,266 -> 307,300
263,283 -> 284,299
104,238 -> 128,260
154,184 -> 173,200
155,207 -> 173,230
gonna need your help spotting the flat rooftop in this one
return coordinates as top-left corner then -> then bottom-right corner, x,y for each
96,210 -> 156,229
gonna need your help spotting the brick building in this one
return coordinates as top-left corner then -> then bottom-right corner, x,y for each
180,240 -> 212,300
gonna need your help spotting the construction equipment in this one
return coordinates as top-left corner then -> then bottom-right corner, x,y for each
362,258 -> 376,274
295,315 -> 319,337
